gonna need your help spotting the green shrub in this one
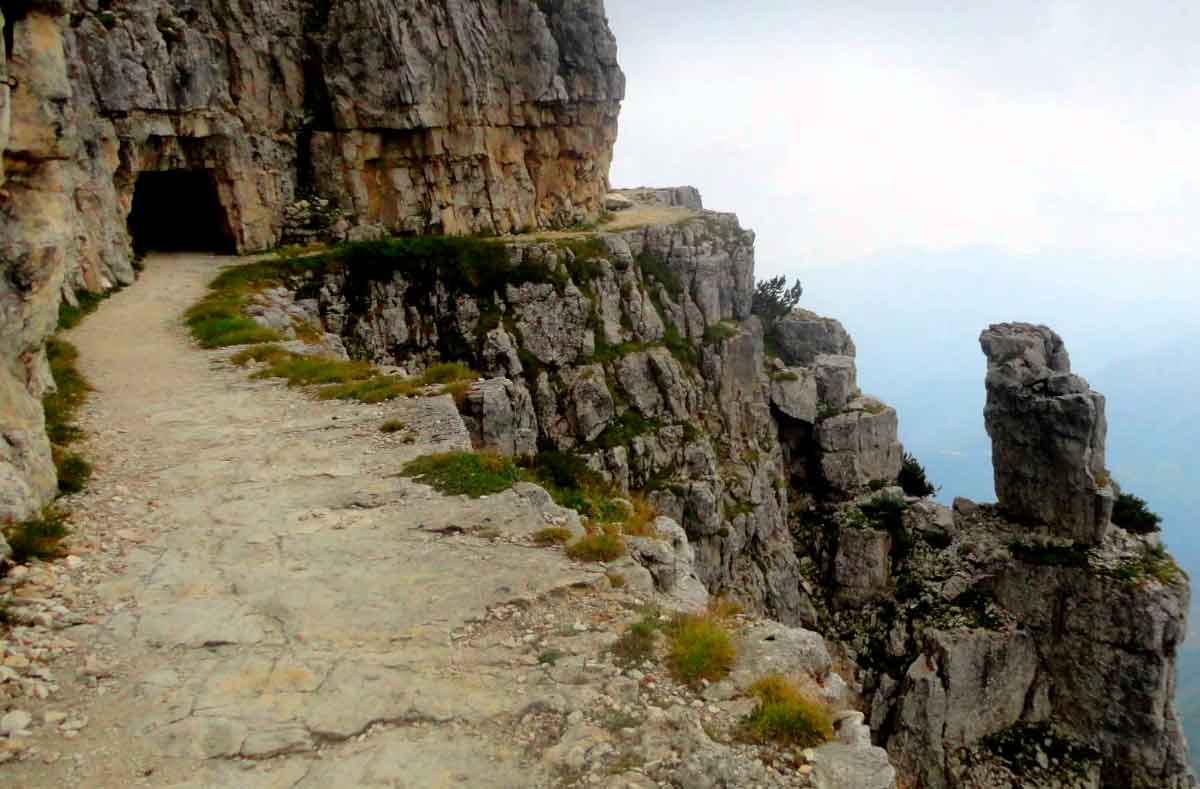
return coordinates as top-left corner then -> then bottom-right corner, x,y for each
400,452 -> 519,497
740,675 -> 833,747
1112,492 -> 1162,534
858,493 -> 908,531
665,613 -> 736,685
592,411 -> 657,450
898,452 -> 936,497
751,276 -> 803,333
4,509 -> 70,564
564,530 -> 625,562
380,420 -> 406,434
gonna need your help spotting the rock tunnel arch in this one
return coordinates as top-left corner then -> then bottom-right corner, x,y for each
126,169 -> 237,256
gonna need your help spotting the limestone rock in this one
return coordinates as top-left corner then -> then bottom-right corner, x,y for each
833,527 -> 892,606
813,354 -> 857,409
769,367 -> 818,423
981,323 -> 1113,544
817,397 -> 904,492
460,378 -> 537,458
772,311 -> 856,366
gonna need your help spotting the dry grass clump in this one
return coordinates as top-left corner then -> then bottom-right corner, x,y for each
380,419 -> 406,434
665,612 -> 737,685
611,614 -> 659,667
3,509 -> 70,564
740,674 -> 834,748
564,526 -> 625,562
532,527 -> 573,546
620,496 -> 659,537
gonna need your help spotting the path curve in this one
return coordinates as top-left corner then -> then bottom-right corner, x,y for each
7,253 -> 605,787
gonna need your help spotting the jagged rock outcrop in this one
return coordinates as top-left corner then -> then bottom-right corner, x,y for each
788,325 -> 1194,789
981,322 -> 1114,544
271,193 -> 810,624
0,0 -> 623,520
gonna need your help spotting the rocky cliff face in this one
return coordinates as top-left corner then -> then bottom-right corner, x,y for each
263,192 -> 818,624
788,322 -> 1193,788
0,0 -> 623,520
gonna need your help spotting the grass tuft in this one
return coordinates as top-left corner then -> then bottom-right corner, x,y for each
3,509 -> 70,564
611,615 -> 659,666
740,675 -> 833,747
564,529 -> 625,562
665,613 -> 737,685
400,452 -> 518,498
380,419 -> 406,434
532,527 -> 573,546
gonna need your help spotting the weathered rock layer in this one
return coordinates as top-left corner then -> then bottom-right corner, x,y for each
0,0 -> 623,520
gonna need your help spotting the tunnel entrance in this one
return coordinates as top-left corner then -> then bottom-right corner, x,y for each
127,170 -> 236,255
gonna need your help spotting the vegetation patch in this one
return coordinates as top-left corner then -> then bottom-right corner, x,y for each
42,338 -> 93,494
857,493 -> 909,532
1112,492 -> 1162,534
3,509 -> 70,564
591,411 -> 658,450
520,452 -> 626,522
739,675 -> 833,748
532,527 -> 573,546
611,614 -> 660,667
751,276 -> 803,334
565,528 -> 625,563
898,452 -> 936,497
981,722 -> 1100,781
400,452 -> 518,498
1009,541 -> 1090,568
380,419 -> 406,434
665,613 -> 737,685
702,322 -> 739,345
662,324 -> 698,368
637,251 -> 683,298
58,288 -> 113,331
1105,544 -> 1183,587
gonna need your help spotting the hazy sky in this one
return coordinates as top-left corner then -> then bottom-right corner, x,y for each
605,0 -> 1200,280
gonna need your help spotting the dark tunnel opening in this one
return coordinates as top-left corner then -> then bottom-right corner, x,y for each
127,170 -> 237,255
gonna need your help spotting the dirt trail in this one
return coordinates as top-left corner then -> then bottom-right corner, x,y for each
5,253 -> 605,787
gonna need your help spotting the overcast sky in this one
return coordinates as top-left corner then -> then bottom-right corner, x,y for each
605,0 -> 1200,283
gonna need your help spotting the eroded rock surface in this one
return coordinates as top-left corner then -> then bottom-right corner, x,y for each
0,0 -> 623,520
981,323 -> 1113,543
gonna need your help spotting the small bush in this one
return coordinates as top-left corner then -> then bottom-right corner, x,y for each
752,276 -> 803,333
532,527 -> 573,546
592,411 -> 657,450
1112,492 -> 1162,534
638,251 -> 683,297
740,675 -> 833,747
858,493 -> 909,531
612,616 -> 659,666
400,452 -> 518,497
898,452 -> 936,497
380,420 -> 406,434
4,509 -> 70,564
565,530 -> 625,562
665,613 -> 737,685
538,649 -> 566,665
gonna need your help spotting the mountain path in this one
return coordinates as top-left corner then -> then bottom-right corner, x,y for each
4,253 -> 615,787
